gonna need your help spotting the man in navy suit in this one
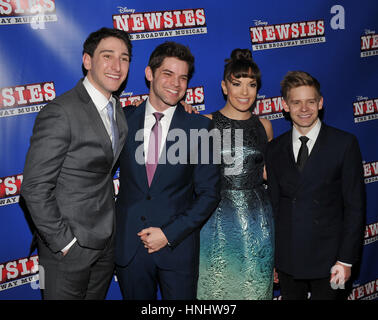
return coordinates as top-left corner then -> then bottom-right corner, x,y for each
266,71 -> 365,300
115,41 -> 220,300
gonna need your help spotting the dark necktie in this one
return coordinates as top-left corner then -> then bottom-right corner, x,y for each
105,101 -> 119,156
297,136 -> 309,171
146,112 -> 164,186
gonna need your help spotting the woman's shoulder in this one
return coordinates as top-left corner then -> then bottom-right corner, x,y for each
258,117 -> 273,141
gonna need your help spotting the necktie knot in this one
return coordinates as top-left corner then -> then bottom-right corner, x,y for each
299,136 -> 309,144
153,112 -> 164,122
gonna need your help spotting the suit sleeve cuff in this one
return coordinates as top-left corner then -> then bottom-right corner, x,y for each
337,261 -> 352,267
61,237 -> 77,252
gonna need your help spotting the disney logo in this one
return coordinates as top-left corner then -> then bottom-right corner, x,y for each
120,91 -> 134,97
253,20 -> 268,26
117,6 -> 135,14
257,94 -> 266,99
364,29 -> 376,35
356,96 -> 368,101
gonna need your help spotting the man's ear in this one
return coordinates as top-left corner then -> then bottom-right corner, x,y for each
318,96 -> 324,110
145,66 -> 153,82
282,99 -> 290,113
82,53 -> 92,72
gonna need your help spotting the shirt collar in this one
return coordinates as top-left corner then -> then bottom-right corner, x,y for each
292,118 -> 322,142
145,97 -> 176,119
83,77 -> 114,111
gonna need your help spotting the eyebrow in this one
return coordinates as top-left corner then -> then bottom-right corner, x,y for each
230,78 -> 256,84
99,49 -> 129,56
290,98 -> 317,102
230,76 -> 256,82
162,69 -> 188,78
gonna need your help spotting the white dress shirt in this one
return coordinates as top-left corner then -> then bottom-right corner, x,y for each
143,98 -> 177,160
61,77 -> 116,253
292,118 -> 321,161
83,77 -> 117,144
291,119 -> 352,268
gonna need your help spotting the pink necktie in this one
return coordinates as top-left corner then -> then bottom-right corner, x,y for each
146,112 -> 164,186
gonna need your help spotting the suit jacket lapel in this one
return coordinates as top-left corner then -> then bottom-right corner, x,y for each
294,123 -> 328,192
284,130 -> 298,173
306,123 -> 327,163
76,81 -> 114,166
278,130 -> 302,193
128,102 -> 149,190
113,98 -> 128,167
286,130 -> 296,164
149,104 -> 185,189
295,122 -> 327,175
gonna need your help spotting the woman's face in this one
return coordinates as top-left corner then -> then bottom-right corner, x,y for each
222,74 -> 257,113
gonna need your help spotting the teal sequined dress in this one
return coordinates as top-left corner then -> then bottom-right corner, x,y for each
197,111 -> 274,300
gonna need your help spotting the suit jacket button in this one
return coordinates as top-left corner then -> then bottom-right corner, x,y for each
141,216 -> 146,221
146,195 -> 151,200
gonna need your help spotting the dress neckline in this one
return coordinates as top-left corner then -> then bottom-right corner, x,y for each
215,110 -> 255,122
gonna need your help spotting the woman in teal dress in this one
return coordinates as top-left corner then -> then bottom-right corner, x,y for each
197,49 -> 274,300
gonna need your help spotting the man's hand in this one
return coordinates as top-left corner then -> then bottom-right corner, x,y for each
138,227 -> 168,253
180,101 -> 199,114
330,262 -> 351,289
273,268 -> 279,283
131,99 -> 144,107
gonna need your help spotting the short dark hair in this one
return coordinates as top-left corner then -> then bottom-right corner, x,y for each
82,27 -> 132,75
147,41 -> 195,79
280,71 -> 321,101
223,48 -> 262,92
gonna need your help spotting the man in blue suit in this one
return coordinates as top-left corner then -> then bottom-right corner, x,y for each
115,42 -> 220,300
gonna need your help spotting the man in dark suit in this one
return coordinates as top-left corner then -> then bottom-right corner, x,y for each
266,71 -> 365,300
20,27 -> 131,299
115,42 -> 220,300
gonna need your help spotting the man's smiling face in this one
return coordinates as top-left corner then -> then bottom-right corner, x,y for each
83,36 -> 130,99
145,57 -> 189,111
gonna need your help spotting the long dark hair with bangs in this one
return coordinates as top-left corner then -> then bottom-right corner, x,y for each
223,49 -> 261,92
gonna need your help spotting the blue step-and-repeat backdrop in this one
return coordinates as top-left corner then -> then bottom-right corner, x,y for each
0,0 -> 377,300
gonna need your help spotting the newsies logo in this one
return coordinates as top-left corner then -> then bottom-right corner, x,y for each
0,255 -> 39,291
0,0 -> 57,27
349,279 -> 378,300
250,19 -> 325,51
363,160 -> 378,184
353,96 -> 378,123
0,81 -> 56,118
0,173 -> 23,207
253,94 -> 284,120
113,8 -> 207,40
361,30 -> 378,58
364,221 -> 378,246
